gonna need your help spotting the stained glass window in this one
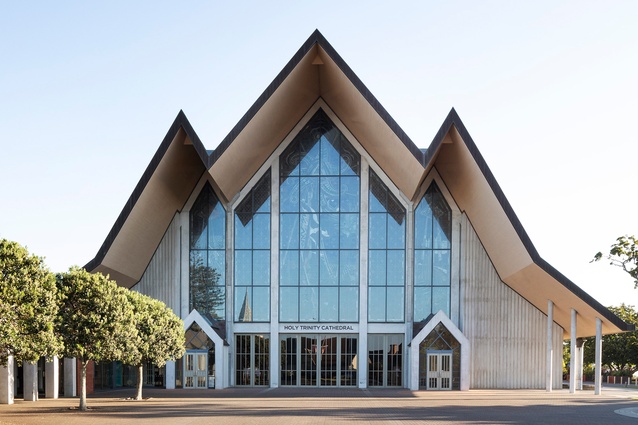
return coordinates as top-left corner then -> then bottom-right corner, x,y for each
189,183 -> 226,319
279,109 -> 360,322
414,183 -> 452,321
368,170 -> 406,322
234,170 -> 271,322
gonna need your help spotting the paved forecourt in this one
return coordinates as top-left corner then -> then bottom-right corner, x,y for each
1,387 -> 638,425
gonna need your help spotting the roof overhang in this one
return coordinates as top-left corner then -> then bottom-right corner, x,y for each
85,112 -> 208,287
429,109 -> 632,337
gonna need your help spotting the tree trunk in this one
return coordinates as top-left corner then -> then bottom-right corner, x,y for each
135,364 -> 143,400
79,359 -> 87,411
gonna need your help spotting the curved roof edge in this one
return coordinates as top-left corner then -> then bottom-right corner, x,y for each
84,110 -> 209,272
426,108 -> 634,333
210,29 -> 425,167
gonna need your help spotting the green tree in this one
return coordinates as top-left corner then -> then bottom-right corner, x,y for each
593,235 -> 638,287
56,267 -> 137,411
583,304 -> 638,375
0,239 -> 62,367
123,291 -> 185,400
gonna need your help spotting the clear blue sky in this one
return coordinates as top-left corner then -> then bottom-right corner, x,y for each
1,1 -> 637,307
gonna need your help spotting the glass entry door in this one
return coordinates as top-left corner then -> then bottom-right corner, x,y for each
184,351 -> 208,389
426,351 -> 452,390
280,334 -> 357,387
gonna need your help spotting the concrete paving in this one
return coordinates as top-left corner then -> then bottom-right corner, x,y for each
1,387 -> 638,425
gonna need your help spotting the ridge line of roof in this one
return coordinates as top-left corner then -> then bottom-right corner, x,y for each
84,110 -> 208,272
429,108 -> 632,332
209,30 -> 425,167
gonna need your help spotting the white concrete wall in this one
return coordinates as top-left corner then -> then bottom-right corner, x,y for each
462,214 -> 564,389
133,213 -> 181,313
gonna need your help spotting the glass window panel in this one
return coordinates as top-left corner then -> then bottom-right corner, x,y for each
235,287 -> 251,322
319,250 -> 339,286
300,177 -> 319,213
414,287 -> 432,322
300,138 -> 320,176
209,204 -> 226,249
191,219 -> 208,249
252,287 -> 270,322
280,287 -> 298,322
234,251 -> 252,285
319,213 -> 339,249
254,172 -> 271,213
340,214 -> 359,249
280,214 -> 299,250
320,137 -> 340,175
340,140 -> 360,176
433,250 -> 451,286
368,172 -> 386,213
433,219 -> 451,249
432,286 -> 450,316
368,213 -> 387,249
368,287 -> 386,322
280,142 -> 300,178
386,250 -> 405,286
339,250 -> 359,286
280,176 -> 299,213
234,216 -> 252,250
368,250 -> 386,286
320,287 -> 338,321
279,251 -> 298,286
253,250 -> 270,286
300,287 -> 318,322
299,213 -> 319,249
386,287 -> 405,322
414,201 -> 433,249
414,250 -> 433,286
320,177 -> 340,212
252,214 -> 270,250
340,176 -> 359,212
386,216 -> 405,250
208,250 -> 225,283
339,287 -> 358,322
300,250 -> 319,286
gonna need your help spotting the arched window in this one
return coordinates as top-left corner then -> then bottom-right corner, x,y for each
414,183 -> 452,321
368,170 -> 406,322
234,170 -> 271,322
189,183 -> 226,319
279,109 -> 360,322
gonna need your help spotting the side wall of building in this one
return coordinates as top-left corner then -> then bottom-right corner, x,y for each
462,214 -> 564,389
132,213 -> 182,314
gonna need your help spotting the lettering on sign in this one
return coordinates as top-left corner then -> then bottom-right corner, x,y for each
279,324 -> 358,333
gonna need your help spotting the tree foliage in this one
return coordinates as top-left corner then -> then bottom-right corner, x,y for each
56,267 -> 137,410
0,239 -> 62,366
593,235 -> 638,288
124,291 -> 185,400
583,304 -> 638,375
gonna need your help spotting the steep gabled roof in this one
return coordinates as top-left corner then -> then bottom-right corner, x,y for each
85,30 -> 631,336
427,109 -> 633,336
85,111 -> 209,287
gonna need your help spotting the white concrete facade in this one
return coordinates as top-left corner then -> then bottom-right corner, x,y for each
91,31 -> 628,394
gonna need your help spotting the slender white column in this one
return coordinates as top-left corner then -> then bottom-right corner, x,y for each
576,339 -> 585,390
23,362 -> 38,401
569,309 -> 577,393
546,300 -> 553,392
45,356 -> 59,398
270,159 -> 280,388
358,159 -> 369,389
595,318 -> 602,395
63,358 -> 76,397
0,355 -> 15,404
165,361 -> 175,389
